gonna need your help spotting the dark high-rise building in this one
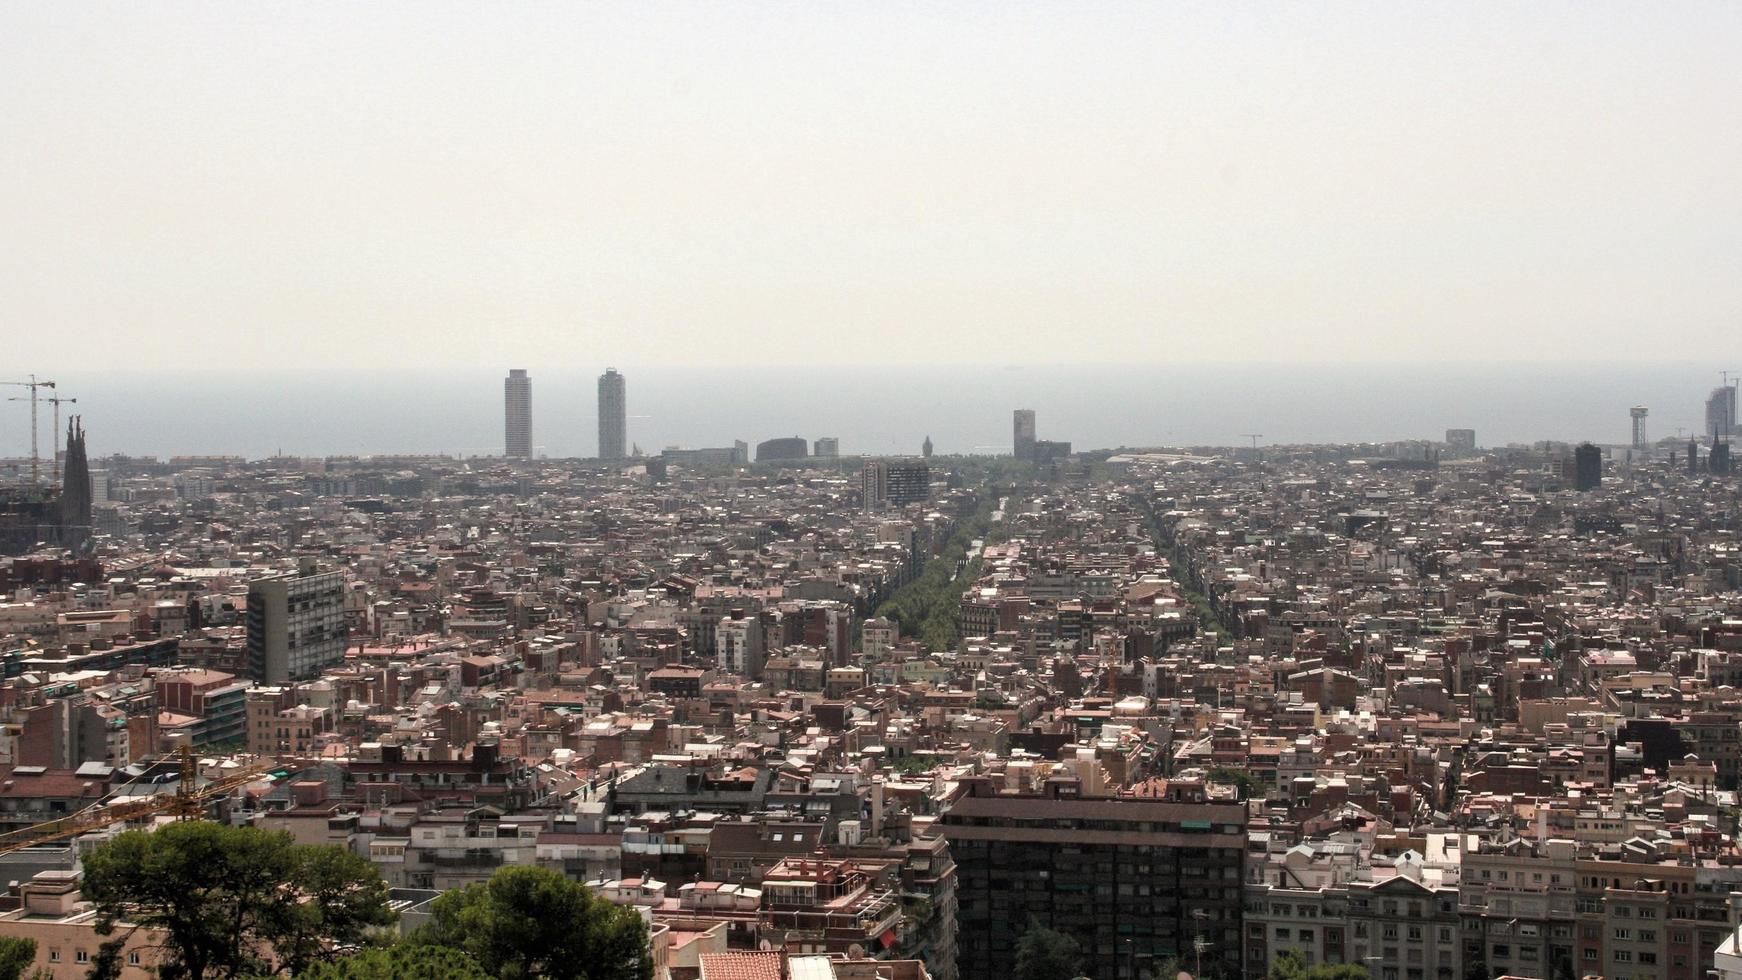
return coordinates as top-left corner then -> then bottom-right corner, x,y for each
862,459 -> 930,510
503,369 -> 531,459
1013,409 -> 1036,461
1689,438 -> 1700,475
1444,428 -> 1477,452
1712,435 -> 1731,476
922,435 -> 933,458
813,437 -> 839,459
1574,442 -> 1602,491
755,437 -> 809,462
598,368 -> 627,460
941,778 -> 1246,980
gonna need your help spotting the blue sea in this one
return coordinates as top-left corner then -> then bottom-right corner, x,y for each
0,362 -> 1726,461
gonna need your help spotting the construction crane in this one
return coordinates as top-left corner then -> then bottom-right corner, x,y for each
0,747 -> 277,856
0,375 -> 55,486
1241,434 -> 1263,450
6,393 -> 74,482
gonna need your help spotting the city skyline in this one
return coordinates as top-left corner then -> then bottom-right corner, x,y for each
8,5 -> 1742,980
6,360 -> 1742,462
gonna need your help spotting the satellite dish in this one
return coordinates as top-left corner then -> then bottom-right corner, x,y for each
758,940 -> 773,951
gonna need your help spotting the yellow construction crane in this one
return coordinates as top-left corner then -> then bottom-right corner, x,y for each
0,747 -> 277,856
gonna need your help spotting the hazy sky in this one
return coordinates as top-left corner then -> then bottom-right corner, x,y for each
3,2 -> 1739,372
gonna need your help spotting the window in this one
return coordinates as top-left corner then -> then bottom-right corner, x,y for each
76,950 -> 89,964
1613,950 -> 1633,963
128,953 -> 141,966
1639,953 -> 1657,965
1614,928 -> 1631,941
48,951 -> 59,963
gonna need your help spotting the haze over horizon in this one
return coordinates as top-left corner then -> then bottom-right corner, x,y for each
4,2 -> 1741,374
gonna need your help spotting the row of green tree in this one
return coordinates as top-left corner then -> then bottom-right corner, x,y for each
32,821 -> 651,980
874,496 -> 999,652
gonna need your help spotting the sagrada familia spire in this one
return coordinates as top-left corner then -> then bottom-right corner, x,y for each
59,417 -> 91,551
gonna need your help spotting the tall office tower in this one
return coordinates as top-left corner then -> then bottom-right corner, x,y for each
1574,442 -> 1602,491
246,559 -> 346,683
921,435 -> 933,458
1444,428 -> 1476,452
1690,438 -> 1701,475
598,368 -> 627,460
813,437 -> 839,459
1630,407 -> 1649,450
942,777 -> 1247,980
1713,435 -> 1732,476
1707,385 -> 1738,439
1013,409 -> 1036,461
503,369 -> 532,459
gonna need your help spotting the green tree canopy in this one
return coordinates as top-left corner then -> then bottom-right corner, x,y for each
1267,949 -> 1371,980
0,936 -> 34,980
80,821 -> 396,980
415,866 -> 650,980
1013,922 -> 1083,980
296,945 -> 490,980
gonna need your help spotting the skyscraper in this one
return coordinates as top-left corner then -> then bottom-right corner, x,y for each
598,368 -> 627,460
1630,407 -> 1648,450
246,559 -> 347,683
1013,409 -> 1036,461
503,369 -> 531,459
1707,385 -> 1737,439
1574,442 -> 1602,491
862,459 -> 930,510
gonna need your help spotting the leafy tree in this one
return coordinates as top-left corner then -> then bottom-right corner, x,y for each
273,845 -> 401,976
1205,765 -> 1258,796
296,945 -> 490,980
1013,921 -> 1082,980
415,866 -> 650,980
0,937 -> 34,980
82,937 -> 126,980
1268,949 -> 1370,980
80,821 -> 396,980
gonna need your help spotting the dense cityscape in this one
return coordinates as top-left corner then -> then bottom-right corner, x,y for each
0,367 -> 1737,980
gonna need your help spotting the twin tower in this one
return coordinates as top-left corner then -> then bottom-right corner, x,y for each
504,368 -> 626,461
